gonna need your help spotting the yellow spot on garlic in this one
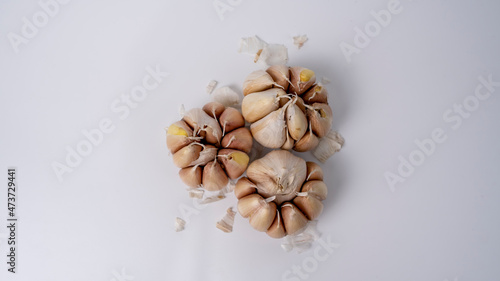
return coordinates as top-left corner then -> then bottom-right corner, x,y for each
300,69 -> 315,82
167,125 -> 188,137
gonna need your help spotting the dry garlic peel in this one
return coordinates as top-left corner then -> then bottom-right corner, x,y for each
236,150 -> 328,238
242,65 -> 336,155
166,102 -> 252,192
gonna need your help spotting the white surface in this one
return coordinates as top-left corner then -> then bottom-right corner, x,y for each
1,0 -> 500,280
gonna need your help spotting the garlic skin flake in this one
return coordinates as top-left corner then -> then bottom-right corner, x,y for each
293,35 -> 308,49
313,130 -> 344,163
212,86 -> 241,107
216,207 -> 237,233
175,217 -> 186,232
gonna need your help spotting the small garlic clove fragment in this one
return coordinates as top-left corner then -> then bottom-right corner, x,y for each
313,130 -> 344,163
307,103 -> 333,138
302,85 -> 329,104
293,130 -> 319,152
241,88 -> 283,123
301,180 -> 328,200
179,166 -> 202,188
290,67 -> 316,95
202,102 -> 225,119
281,203 -> 309,235
216,207 -> 237,233
175,217 -> 186,232
266,210 -> 286,239
243,70 -> 275,96
266,65 -> 290,91
249,201 -> 277,232
189,145 -> 217,166
221,127 -> 253,154
183,108 -> 222,144
250,106 -> 287,149
166,121 -> 193,153
202,160 -> 228,191
286,103 -> 308,141
234,177 -> 257,199
219,107 -> 245,134
306,162 -> 324,181
237,193 -> 265,218
293,195 -> 324,220
218,149 -> 249,180
173,144 -> 203,168
281,130 -> 295,150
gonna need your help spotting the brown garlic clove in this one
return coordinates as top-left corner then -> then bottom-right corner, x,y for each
202,160 -> 228,191
221,127 -> 253,154
178,166 -> 202,188
219,107 -> 245,134
250,107 -> 287,149
286,103 -> 308,141
189,145 -> 217,166
237,193 -> 265,218
306,161 -> 324,181
234,177 -> 257,199
281,203 -> 309,235
166,120 -> 193,153
241,88 -> 283,123
218,149 -> 249,180
249,201 -> 277,232
293,195 -> 324,220
289,67 -> 316,95
266,65 -> 290,91
293,129 -> 319,152
301,180 -> 328,200
243,70 -> 275,96
173,144 -> 203,168
302,85 -> 328,104
266,210 -> 286,238
281,130 -> 295,150
202,102 -> 226,119
307,103 -> 333,138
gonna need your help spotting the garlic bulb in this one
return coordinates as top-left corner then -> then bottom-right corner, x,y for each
241,65 -> 341,161
166,102 -> 252,192
236,150 -> 328,238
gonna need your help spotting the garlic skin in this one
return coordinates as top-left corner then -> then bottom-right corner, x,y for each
313,130 -> 345,163
236,150 -> 329,238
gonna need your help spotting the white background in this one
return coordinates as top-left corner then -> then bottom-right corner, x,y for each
1,0 -> 500,280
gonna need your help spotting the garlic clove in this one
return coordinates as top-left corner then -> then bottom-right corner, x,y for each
250,106 -> 287,149
218,149 -> 249,180
294,96 -> 307,113
166,121 -> 193,153
306,161 -> 324,181
290,67 -> 316,95
173,143 -> 203,168
286,103 -> 308,141
237,193 -> 264,218
234,177 -> 257,199
266,65 -> 290,91
243,70 -> 275,96
249,201 -> 277,232
183,108 -> 222,144
293,195 -> 324,220
202,102 -> 225,119
178,166 -> 202,188
241,88 -> 283,123
307,103 -> 333,138
303,85 -> 328,104
313,130 -> 344,163
281,130 -> 295,150
293,129 -> 319,152
266,210 -> 286,238
246,150 -> 307,204
281,203 -> 309,235
189,144 -> 217,166
301,180 -> 328,200
221,127 -> 253,154
202,160 -> 228,191
219,107 -> 245,134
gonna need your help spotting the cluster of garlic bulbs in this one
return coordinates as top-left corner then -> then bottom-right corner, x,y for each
235,150 -> 326,238
241,65 -> 333,153
166,102 -> 253,191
